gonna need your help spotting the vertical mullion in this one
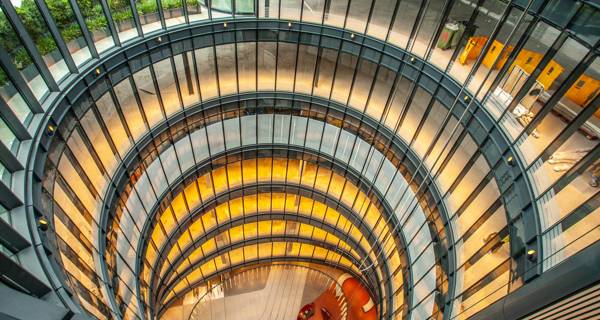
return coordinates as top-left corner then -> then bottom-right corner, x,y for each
0,98 -> 31,140
484,3 -> 549,102
99,0 -> 122,46
0,0 -> 59,91
531,93 -> 599,172
156,0 -> 167,29
0,49 -> 43,113
547,145 -> 600,195
517,47 -> 598,141
68,0 -> 100,58
34,0 -> 78,73
0,140 -> 23,172
182,0 -> 190,23
130,0 -> 145,37
502,31 -> 569,117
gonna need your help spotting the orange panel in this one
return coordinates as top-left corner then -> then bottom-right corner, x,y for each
482,40 -> 504,70
513,49 -> 542,74
537,60 -> 564,89
565,74 -> 600,107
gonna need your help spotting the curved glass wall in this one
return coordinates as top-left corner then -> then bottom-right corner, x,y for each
0,1 -> 597,320
37,34 -> 595,319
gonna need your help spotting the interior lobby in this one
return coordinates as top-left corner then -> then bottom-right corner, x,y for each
0,0 -> 598,319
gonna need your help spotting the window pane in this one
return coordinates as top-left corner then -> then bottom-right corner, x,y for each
135,0 -> 162,34
162,0 -> 185,27
0,9 -> 50,99
74,0 -> 115,52
44,0 -> 92,66
109,0 -> 138,42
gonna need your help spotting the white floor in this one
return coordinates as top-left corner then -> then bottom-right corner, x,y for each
163,264 -> 339,320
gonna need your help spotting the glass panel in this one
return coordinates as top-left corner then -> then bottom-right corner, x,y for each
366,0 -> 394,39
412,0 -> 445,57
14,0 -> 69,81
301,0 -> 324,24
0,9 -> 49,99
113,78 -> 147,141
195,47 -> 218,100
257,42 -> 276,90
447,0 -> 508,84
133,67 -> 164,127
216,44 -> 238,95
388,0 -> 419,49
330,51 -> 358,104
234,0 -> 254,15
96,92 -> 131,156
0,68 -> 32,124
74,0 -> 115,52
279,0 -> 300,21
493,22 -> 560,136
345,0 -> 371,33
162,0 -> 185,27
0,117 -> 17,152
154,58 -> 181,116
212,0 -> 233,18
44,0 -> 92,65
276,42 -> 297,92
109,0 -> 138,42
516,39 -> 590,165
187,0 -> 208,22
294,44 -> 317,94
173,52 -> 200,107
323,0 -> 347,28
135,0 -> 162,34
313,47 -> 338,98
237,42 -> 256,92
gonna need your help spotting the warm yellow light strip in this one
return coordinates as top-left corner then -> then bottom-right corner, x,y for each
133,157 -> 405,311
162,220 -> 359,299
156,193 -> 370,285
162,240 -> 357,307
142,158 -> 398,279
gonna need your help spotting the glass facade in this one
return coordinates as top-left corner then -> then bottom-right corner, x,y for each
0,1 -> 597,320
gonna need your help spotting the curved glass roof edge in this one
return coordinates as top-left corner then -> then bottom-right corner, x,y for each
134,151 -> 402,308
12,8 -> 592,320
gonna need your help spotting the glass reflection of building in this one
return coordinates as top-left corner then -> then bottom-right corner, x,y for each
0,0 -> 598,320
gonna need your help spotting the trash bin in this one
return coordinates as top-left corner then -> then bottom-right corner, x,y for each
437,22 -> 460,50
450,22 -> 465,48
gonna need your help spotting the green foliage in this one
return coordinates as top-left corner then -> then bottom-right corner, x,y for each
61,24 -> 83,42
13,48 -> 33,70
0,0 -> 244,73
162,0 -> 182,10
137,0 -> 158,14
111,9 -> 134,23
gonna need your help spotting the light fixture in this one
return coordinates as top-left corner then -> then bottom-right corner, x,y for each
95,68 -> 101,75
156,36 -> 162,43
507,155 -> 515,166
410,57 -> 416,63
526,248 -> 537,262
288,21 -> 292,28
38,218 -> 49,231
350,33 -> 355,39
223,22 -> 228,28
463,95 -> 470,102
46,123 -> 56,137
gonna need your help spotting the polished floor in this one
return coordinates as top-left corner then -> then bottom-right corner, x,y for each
163,264 -> 344,320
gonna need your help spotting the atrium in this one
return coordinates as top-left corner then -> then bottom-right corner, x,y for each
0,0 -> 598,319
